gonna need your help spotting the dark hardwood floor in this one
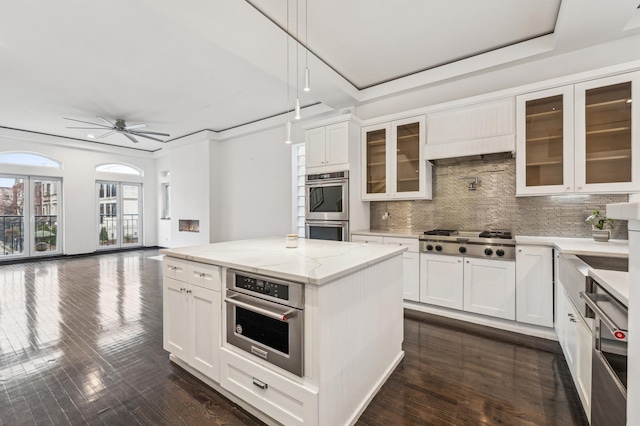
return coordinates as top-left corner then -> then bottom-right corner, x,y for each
0,249 -> 588,425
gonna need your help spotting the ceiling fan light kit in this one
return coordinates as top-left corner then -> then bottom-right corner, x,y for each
63,116 -> 170,144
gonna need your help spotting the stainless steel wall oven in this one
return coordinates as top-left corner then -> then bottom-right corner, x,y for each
305,171 -> 349,221
225,269 -> 304,377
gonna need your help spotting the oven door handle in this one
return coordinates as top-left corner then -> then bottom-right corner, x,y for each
580,291 -> 627,339
225,295 -> 298,322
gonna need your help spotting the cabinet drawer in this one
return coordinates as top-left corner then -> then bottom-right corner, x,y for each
163,257 -> 188,281
383,237 -> 419,252
351,235 -> 383,244
220,348 -> 318,426
187,262 -> 222,291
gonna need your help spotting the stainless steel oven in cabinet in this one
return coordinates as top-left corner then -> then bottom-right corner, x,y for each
305,171 -> 349,221
305,220 -> 349,242
225,269 -> 304,377
581,283 -> 628,426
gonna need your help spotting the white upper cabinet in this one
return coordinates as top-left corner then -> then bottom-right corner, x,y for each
426,98 -> 515,160
516,86 -> 575,195
362,116 -> 432,200
306,122 -> 349,170
517,71 -> 640,196
574,72 -> 640,193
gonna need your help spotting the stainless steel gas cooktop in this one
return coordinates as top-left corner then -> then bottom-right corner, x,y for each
420,230 -> 515,260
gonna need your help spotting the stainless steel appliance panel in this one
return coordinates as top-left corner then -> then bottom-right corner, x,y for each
306,220 -> 349,242
225,270 -> 304,377
305,171 -> 349,221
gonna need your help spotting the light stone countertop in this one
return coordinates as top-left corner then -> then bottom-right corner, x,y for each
160,236 -> 406,286
589,268 -> 629,306
515,235 -> 629,257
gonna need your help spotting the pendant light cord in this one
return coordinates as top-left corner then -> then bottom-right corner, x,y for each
286,0 -> 290,116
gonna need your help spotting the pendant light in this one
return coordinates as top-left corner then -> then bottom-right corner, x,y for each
303,0 -> 310,92
285,0 -> 292,144
294,0 -> 301,120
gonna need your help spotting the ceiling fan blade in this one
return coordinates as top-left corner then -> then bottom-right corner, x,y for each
66,126 -> 112,130
122,133 -> 140,144
98,130 -> 117,139
63,117 -> 112,128
124,123 -> 148,130
97,116 -> 115,127
127,132 -> 165,142
129,130 -> 171,137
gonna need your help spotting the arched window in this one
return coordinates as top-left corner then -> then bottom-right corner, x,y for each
0,152 -> 62,168
95,163 -> 143,176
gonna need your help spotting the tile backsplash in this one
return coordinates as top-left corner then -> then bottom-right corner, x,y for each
370,157 -> 629,239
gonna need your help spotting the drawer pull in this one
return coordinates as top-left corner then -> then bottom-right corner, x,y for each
252,378 -> 268,390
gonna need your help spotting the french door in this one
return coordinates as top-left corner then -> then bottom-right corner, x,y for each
97,181 -> 142,249
0,175 -> 62,258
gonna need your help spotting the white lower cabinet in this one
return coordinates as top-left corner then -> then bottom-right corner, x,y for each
351,234 -> 420,302
163,264 -> 222,382
220,348 -> 318,426
419,254 -> 515,320
419,254 -> 464,309
515,245 -> 554,327
463,257 -> 516,320
555,277 -> 592,420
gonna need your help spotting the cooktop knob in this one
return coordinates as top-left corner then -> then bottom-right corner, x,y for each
458,246 -> 467,254
496,249 -> 505,257
426,244 -> 434,251
484,248 -> 493,256
435,245 -> 443,252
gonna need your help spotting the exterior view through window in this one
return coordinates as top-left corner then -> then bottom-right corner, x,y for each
97,182 -> 142,249
0,176 -> 61,258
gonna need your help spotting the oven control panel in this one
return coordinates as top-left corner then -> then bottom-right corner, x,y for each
235,275 -> 289,301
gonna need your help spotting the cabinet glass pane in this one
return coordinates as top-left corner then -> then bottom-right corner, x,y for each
525,95 -> 564,187
396,122 -> 420,193
584,82 -> 632,184
366,129 -> 386,194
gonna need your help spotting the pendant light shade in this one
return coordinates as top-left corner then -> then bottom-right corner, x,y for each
304,67 -> 310,92
295,98 -> 301,120
285,120 -> 292,144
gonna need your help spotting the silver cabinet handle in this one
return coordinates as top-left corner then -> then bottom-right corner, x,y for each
225,296 -> 297,322
252,378 -> 268,390
580,291 -> 627,339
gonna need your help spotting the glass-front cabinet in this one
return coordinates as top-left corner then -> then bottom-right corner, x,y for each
574,73 -> 639,193
516,71 -> 640,196
362,116 -> 431,200
516,86 -> 574,195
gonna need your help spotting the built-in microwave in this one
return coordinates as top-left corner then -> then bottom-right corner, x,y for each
305,171 -> 348,221
305,220 -> 349,242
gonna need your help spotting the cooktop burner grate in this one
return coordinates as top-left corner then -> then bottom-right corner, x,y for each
479,230 -> 512,239
424,229 -> 459,236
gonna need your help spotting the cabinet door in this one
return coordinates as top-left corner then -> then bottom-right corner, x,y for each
163,277 -> 188,358
188,285 -> 221,381
516,86 -> 574,196
419,254 -> 464,309
563,292 -> 578,376
575,316 -> 593,419
325,122 -> 349,166
362,123 -> 391,200
463,258 -> 515,320
305,127 -> 326,168
574,72 -> 640,193
515,246 -> 553,327
392,116 -> 427,199
402,251 -> 420,302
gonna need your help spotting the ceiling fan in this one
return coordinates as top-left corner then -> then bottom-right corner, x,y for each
63,116 -> 170,143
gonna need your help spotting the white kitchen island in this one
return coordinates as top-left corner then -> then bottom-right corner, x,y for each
160,237 -> 406,426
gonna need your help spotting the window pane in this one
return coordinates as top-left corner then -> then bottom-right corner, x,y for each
0,177 -> 25,255
0,153 -> 61,168
98,183 -> 117,247
33,179 -> 59,253
122,184 -> 140,245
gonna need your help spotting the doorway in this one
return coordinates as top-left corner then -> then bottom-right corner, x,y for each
97,182 -> 142,249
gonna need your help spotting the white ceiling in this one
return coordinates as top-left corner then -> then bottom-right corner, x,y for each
1,0 -> 639,152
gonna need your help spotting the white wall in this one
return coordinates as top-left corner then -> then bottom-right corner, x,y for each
217,126 -> 297,241
0,129 -> 157,255
156,155 -> 171,247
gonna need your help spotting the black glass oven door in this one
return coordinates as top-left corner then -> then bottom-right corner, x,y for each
235,306 -> 289,355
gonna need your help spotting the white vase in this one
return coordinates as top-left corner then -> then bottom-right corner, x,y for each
592,228 -> 611,242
